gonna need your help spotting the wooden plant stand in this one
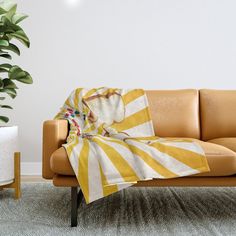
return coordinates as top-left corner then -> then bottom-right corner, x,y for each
0,152 -> 21,199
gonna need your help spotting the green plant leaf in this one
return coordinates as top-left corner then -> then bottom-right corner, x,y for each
0,25 -> 12,34
10,30 -> 30,47
1,15 -> 20,32
0,97 -> 5,100
0,7 -> 7,15
0,115 -> 9,123
9,65 -> 22,79
14,71 -> 25,79
9,66 -> 33,84
0,104 -> 12,109
5,4 -> 17,21
0,43 -> 20,55
3,78 -> 18,89
12,13 -> 28,24
0,67 -> 9,73
0,39 -> 9,46
0,78 -> 2,87
0,63 -> 12,69
0,53 -> 11,59
0,88 -> 17,98
0,1 -> 16,11
16,73 -> 33,84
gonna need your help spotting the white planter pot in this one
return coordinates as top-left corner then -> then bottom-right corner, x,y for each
0,126 -> 18,186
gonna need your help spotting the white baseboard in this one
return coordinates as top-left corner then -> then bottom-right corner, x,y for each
21,162 -> 42,175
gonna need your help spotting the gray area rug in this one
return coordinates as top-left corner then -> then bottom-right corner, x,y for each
0,183 -> 236,236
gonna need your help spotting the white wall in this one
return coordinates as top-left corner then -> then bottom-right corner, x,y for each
7,0 -> 236,163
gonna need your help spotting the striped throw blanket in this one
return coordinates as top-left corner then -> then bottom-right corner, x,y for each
55,88 -> 209,203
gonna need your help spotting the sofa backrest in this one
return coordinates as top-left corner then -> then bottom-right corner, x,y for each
146,89 -> 200,139
200,89 -> 236,141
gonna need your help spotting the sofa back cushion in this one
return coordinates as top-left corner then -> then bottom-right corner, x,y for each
200,89 -> 236,141
146,89 -> 200,139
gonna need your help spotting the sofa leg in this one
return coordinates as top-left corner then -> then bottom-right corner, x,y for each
71,187 -> 83,227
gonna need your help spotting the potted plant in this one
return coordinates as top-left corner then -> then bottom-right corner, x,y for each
0,1 -> 32,187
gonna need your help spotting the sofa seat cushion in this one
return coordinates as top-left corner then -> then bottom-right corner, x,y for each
207,138 -> 236,152
50,140 -> 236,177
193,140 -> 236,176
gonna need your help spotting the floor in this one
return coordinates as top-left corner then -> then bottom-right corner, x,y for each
1,183 -> 236,236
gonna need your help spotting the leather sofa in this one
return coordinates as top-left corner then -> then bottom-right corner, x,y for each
42,89 -> 236,226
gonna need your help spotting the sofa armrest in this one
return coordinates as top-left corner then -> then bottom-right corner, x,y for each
42,120 -> 69,179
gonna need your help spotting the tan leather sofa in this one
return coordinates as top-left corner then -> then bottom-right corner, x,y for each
42,89 -> 236,226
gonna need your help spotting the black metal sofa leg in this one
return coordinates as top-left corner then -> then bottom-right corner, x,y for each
71,187 -> 83,227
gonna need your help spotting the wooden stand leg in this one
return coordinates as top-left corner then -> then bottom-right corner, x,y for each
0,152 -> 21,199
14,152 -> 21,199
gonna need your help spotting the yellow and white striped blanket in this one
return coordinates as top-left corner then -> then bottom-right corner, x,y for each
56,88 -> 209,203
